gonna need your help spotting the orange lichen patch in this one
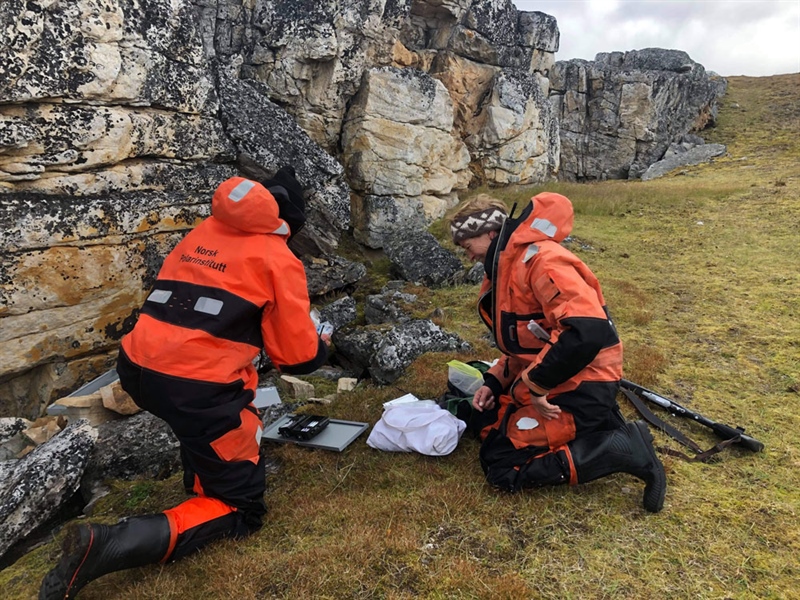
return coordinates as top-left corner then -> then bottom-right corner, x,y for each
9,245 -> 138,309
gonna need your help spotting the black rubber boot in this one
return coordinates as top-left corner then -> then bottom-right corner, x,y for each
39,514 -> 171,599
569,420 -> 667,513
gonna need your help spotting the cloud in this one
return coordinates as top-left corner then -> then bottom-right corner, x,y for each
513,0 -> 800,76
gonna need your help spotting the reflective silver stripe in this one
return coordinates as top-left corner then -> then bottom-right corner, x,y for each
271,222 -> 290,235
194,296 -> 224,316
147,289 -> 172,304
228,180 -> 256,202
531,218 -> 557,238
522,244 -> 539,263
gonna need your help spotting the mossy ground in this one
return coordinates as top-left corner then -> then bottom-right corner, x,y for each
2,75 -> 798,599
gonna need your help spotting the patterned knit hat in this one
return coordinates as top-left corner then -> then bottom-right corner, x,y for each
450,208 -> 507,243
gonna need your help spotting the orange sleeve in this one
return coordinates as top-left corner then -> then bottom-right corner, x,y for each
260,250 -> 327,374
521,253 -> 615,392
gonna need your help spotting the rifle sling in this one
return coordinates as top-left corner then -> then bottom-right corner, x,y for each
658,436 -> 742,463
619,388 -> 735,462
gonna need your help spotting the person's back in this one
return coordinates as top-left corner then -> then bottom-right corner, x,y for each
40,174 -> 329,600
122,177 -> 324,391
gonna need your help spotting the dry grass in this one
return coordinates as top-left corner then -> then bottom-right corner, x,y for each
3,75 -> 800,599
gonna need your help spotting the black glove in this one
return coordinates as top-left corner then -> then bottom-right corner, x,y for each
262,166 -> 306,236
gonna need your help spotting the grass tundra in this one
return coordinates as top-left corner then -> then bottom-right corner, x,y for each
3,74 -> 798,599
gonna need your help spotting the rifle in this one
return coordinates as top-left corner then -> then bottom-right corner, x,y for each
620,379 -> 764,453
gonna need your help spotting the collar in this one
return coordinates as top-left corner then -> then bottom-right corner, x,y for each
484,201 -> 531,280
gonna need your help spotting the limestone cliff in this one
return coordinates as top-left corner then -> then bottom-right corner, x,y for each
0,0 -> 724,417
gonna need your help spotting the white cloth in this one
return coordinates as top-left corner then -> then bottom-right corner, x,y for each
366,400 -> 467,456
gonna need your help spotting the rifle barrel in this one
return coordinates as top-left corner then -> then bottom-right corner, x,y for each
619,379 -> 764,452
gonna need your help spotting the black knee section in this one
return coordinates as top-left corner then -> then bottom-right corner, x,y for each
516,450 -> 571,489
480,427 -> 570,492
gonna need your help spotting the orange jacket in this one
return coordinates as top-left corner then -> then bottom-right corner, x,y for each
121,177 -> 327,392
478,192 -> 622,400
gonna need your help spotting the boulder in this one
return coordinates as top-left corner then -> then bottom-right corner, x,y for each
318,296 -> 358,332
79,412 -> 181,507
550,48 -> 727,181
365,287 -> 418,325
331,327 -> 387,377
370,319 -> 471,384
641,143 -> 727,180
303,255 -> 367,297
384,230 -> 464,287
464,262 -> 486,284
350,193 -> 429,250
333,319 -> 471,384
0,420 -> 97,560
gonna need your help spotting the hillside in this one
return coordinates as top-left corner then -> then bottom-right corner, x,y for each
3,74 -> 799,599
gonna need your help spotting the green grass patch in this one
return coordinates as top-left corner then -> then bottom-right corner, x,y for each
3,75 -> 799,600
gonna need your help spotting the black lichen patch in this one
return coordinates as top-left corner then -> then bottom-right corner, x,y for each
104,307 -> 139,340
139,238 -> 168,290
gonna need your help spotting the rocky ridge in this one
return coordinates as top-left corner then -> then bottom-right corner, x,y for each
1,1 -> 725,418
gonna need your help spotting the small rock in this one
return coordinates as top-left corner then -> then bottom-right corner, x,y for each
22,416 -> 65,446
100,381 -> 141,416
277,375 -> 315,400
307,396 -> 334,405
48,393 -> 121,426
337,378 -> 358,393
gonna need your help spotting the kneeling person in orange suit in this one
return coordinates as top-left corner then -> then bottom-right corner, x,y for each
450,193 -> 666,513
40,168 -> 329,599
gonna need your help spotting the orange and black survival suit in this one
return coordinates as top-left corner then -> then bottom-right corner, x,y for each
40,174 -> 327,599
474,193 -> 666,512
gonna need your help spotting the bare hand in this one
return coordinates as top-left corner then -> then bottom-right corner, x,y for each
531,393 -> 561,420
472,386 -> 496,412
321,333 -> 332,346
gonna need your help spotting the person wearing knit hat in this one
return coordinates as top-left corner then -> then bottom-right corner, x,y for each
261,165 -> 307,238
449,192 -> 666,514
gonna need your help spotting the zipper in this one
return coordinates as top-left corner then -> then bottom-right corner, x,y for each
489,202 -> 517,350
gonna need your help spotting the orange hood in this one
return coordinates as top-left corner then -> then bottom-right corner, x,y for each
211,177 -> 291,237
509,192 -> 574,248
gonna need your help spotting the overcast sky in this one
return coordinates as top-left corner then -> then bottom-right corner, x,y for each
513,0 -> 800,76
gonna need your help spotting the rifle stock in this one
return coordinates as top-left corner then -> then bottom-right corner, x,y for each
620,379 -> 764,453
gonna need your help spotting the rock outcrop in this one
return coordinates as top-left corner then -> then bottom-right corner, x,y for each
641,140 -> 727,181
0,420 -> 97,559
550,48 -> 727,181
333,319 -> 471,384
0,1 -> 724,416
342,67 -> 472,248
0,0 -> 354,415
